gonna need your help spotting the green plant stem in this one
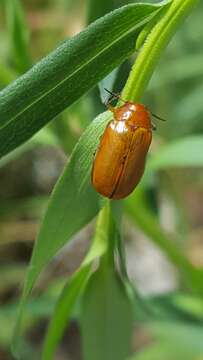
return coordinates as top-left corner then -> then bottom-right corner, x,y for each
120,0 -> 201,293
99,201 -> 116,269
122,0 -> 199,102
102,0 -> 200,280
98,0 -> 200,281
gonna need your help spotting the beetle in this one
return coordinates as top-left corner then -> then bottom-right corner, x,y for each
91,89 -> 165,200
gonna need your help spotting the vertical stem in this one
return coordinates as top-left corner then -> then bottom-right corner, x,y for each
122,0 -> 199,102
99,201 -> 116,269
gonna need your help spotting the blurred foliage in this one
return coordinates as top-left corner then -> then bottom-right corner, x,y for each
0,0 -> 203,360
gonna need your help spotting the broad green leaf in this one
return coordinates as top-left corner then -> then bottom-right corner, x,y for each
0,3 -> 165,158
42,203 -> 110,360
12,111 -> 110,356
42,266 -> 91,360
81,265 -> 133,360
81,203 -> 133,360
23,111 -> 109,287
150,135 -> 203,169
5,0 -> 31,73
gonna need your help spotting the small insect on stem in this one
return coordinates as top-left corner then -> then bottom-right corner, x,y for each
91,89 -> 166,199
104,88 -> 166,123
104,88 -> 126,107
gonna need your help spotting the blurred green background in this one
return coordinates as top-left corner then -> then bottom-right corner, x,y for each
0,0 -> 203,359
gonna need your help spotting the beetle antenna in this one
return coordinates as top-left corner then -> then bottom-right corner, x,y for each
104,88 -> 126,105
104,88 -> 118,98
151,113 -> 166,122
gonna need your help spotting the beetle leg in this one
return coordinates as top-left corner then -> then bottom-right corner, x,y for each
93,147 -> 98,157
104,88 -> 126,109
151,123 -> 156,131
107,103 -> 115,113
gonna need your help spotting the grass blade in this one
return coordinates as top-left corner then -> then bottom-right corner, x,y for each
42,203 -> 110,359
0,3 -> 164,158
11,111 -> 111,357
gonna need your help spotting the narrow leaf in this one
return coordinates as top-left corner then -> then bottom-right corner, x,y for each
25,111 -> 110,287
5,0 -> 31,72
42,266 -> 91,360
0,3 -> 164,158
86,0 -> 120,101
87,0 -> 117,24
42,203 -> 110,360
81,265 -> 133,360
12,111 -> 110,356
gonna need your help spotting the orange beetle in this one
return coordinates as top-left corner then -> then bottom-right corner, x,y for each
92,89 -> 163,200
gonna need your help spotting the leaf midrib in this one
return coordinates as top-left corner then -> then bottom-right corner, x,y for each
1,10 -> 157,131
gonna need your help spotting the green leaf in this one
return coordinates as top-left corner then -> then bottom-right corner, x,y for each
81,203 -> 133,360
122,0 -> 198,102
42,202 -> 111,360
5,0 -> 31,72
87,0 -> 116,24
0,3 -> 163,158
136,4 -> 169,50
150,135 -> 203,169
26,111 -> 109,285
81,265 -> 133,360
42,267 -> 91,360
12,111 -> 110,357
86,0 -> 120,101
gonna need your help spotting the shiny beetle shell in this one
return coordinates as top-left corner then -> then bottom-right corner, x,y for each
91,102 -> 152,200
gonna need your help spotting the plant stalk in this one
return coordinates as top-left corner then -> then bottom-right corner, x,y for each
122,0 -> 199,102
